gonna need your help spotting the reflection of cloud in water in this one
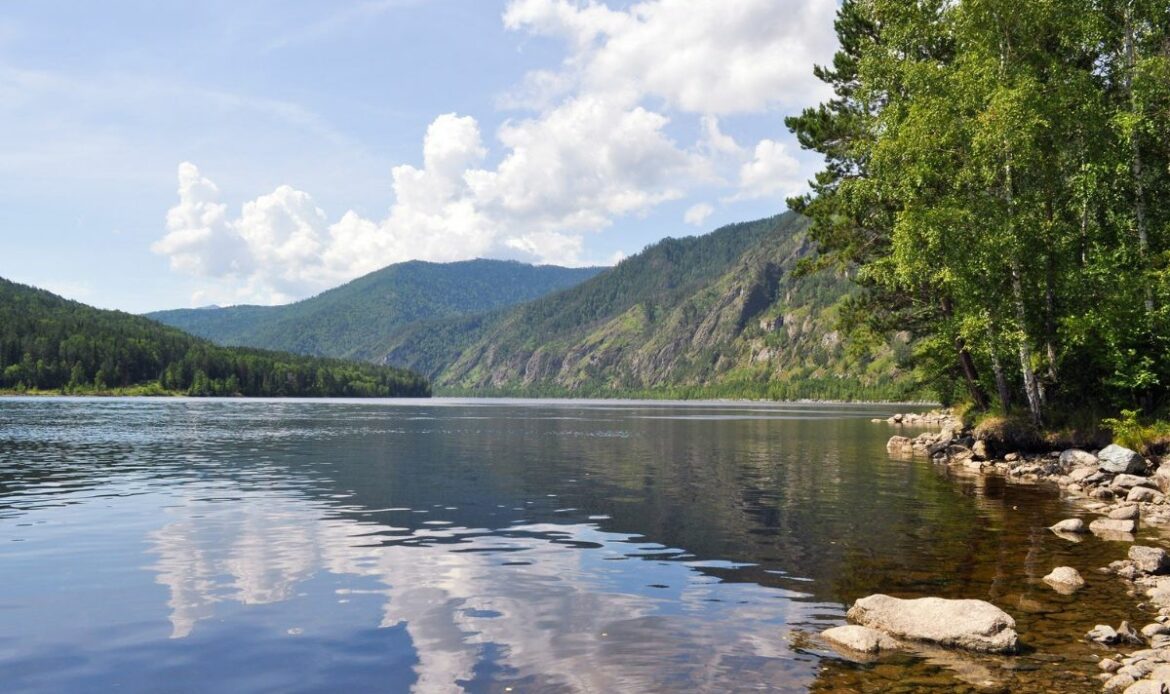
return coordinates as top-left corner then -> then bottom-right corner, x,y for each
149,490 -> 829,692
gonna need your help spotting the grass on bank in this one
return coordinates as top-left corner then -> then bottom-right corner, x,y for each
957,403 -> 1170,458
1,381 -> 185,397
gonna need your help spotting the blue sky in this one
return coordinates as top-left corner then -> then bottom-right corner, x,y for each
0,0 -> 837,312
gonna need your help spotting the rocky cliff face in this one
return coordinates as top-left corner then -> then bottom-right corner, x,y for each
428,214 -> 913,398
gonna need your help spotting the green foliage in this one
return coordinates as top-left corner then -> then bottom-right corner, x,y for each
788,0 -> 1170,421
417,213 -> 925,400
149,259 -> 602,361
1102,409 -> 1170,455
0,278 -> 430,398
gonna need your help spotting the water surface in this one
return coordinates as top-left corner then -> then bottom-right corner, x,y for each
0,398 -> 1145,692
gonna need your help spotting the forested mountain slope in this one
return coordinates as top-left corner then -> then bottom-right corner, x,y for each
389,213 -> 919,400
148,259 -> 603,361
0,278 -> 429,397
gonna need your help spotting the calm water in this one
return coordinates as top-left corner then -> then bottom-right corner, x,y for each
0,398 -> 1148,692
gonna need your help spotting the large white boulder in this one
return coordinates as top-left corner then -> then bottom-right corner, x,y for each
846,594 -> 1018,653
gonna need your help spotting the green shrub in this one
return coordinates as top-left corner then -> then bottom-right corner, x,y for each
1103,410 -> 1170,456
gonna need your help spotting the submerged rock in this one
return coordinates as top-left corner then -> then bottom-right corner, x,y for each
1100,444 -> 1147,475
1043,566 -> 1085,592
821,625 -> 900,654
846,594 -> 1018,653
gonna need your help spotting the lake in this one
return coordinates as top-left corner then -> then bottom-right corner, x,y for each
0,398 -> 1142,692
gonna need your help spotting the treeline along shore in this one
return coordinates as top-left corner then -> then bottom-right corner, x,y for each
0,278 -> 430,398
787,0 -> 1169,432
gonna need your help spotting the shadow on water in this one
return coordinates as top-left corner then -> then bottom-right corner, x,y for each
0,398 -> 1148,692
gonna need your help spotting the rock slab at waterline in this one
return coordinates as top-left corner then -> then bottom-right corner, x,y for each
845,594 -> 1019,654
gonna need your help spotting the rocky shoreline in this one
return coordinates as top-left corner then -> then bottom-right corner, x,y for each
824,409 -> 1170,693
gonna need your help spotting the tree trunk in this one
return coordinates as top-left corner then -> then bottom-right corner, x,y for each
1011,265 -> 1044,424
941,297 -> 988,410
989,345 -> 1011,415
1044,251 -> 1058,387
1124,7 -> 1154,311
957,338 -> 988,411
1002,137 -> 1042,423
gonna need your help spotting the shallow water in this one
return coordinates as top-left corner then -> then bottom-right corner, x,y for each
0,397 -> 1150,692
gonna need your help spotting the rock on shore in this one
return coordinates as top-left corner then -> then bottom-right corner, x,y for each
884,409 -> 960,428
846,594 -> 1019,653
1099,444 -> 1149,474
880,425 -> 1170,691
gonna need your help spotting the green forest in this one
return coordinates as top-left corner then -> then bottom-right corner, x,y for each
0,278 -> 430,397
788,0 -> 1169,425
422,213 -> 922,401
149,259 -> 602,361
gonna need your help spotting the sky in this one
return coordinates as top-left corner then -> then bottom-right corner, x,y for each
0,0 -> 838,313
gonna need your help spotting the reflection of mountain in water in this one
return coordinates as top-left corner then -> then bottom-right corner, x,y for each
149,484 -> 827,692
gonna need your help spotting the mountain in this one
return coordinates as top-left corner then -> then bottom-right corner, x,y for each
385,213 -> 918,400
0,278 -> 429,397
148,259 -> 603,362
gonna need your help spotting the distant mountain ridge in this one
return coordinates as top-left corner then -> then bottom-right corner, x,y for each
403,212 -> 916,399
148,259 -> 604,362
150,214 -> 920,400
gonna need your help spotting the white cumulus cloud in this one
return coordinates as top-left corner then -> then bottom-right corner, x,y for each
684,203 -> 714,227
727,139 -> 804,202
153,162 -> 252,280
153,0 -> 838,304
503,0 -> 836,114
